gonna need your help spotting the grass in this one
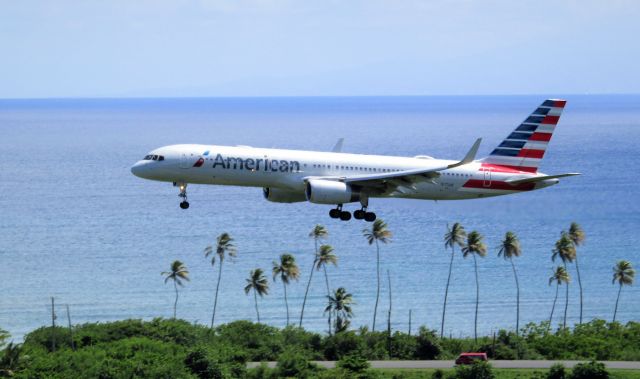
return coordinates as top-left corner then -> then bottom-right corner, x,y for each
375,368 -> 640,379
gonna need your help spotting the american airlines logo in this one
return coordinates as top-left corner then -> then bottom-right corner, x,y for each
210,153 -> 301,172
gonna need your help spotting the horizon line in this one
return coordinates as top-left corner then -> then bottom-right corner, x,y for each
1,93 -> 640,101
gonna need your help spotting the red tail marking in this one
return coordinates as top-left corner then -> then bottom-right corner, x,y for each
541,115 -> 560,124
517,149 -> 545,159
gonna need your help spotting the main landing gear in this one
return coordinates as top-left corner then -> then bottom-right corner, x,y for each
175,182 -> 189,209
329,204 -> 376,222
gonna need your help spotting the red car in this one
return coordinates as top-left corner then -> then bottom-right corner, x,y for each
455,352 -> 488,365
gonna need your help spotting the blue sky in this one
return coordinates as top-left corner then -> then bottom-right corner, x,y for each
1,0 -> 639,98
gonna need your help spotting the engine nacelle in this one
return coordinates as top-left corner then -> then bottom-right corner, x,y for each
263,187 -> 306,203
305,180 -> 360,204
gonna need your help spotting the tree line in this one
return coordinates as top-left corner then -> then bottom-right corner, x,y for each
161,220 -> 635,338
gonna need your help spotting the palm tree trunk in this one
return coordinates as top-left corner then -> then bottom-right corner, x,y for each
473,254 -> 480,343
613,283 -> 622,323
563,263 -> 569,329
173,280 -> 178,319
373,239 -> 381,331
549,283 -> 559,331
254,288 -> 260,323
299,257 -> 316,328
211,261 -> 223,328
441,247 -> 455,339
575,256 -> 583,324
510,257 -> 520,336
284,283 -> 289,326
324,266 -> 332,336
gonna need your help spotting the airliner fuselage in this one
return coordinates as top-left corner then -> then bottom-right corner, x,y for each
131,99 -> 579,221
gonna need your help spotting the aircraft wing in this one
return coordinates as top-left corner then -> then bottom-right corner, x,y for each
306,138 -> 481,194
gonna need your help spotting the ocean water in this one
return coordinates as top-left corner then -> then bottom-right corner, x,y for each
1,95 -> 639,341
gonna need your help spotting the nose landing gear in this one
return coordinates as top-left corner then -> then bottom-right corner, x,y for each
175,182 -> 189,209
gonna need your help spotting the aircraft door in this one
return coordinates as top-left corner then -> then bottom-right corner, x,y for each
483,169 -> 492,187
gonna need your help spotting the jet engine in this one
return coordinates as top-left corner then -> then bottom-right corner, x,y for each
305,180 -> 360,204
263,187 -> 307,203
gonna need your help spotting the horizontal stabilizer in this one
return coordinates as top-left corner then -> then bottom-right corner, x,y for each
506,173 -> 581,185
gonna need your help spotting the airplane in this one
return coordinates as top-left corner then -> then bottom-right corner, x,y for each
131,99 -> 580,222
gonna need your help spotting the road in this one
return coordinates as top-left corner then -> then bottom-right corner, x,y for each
247,360 -> 640,370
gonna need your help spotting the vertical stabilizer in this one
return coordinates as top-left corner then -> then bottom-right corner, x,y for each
481,99 -> 566,172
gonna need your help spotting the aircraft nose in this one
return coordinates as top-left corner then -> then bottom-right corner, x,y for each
130,161 -> 149,178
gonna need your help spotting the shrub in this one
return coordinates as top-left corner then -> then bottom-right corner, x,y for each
323,331 -> 362,360
390,332 -> 418,359
336,352 -> 370,373
546,363 -> 566,379
415,327 -> 442,359
215,321 -> 283,361
569,360 -> 608,379
453,360 -> 495,379
275,347 -> 318,378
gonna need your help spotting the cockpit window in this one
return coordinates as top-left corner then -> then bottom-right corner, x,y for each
143,154 -> 164,161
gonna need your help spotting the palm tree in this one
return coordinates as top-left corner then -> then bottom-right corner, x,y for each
245,268 -> 269,323
462,230 -> 487,342
325,287 -> 354,334
612,260 -> 635,322
363,219 -> 392,331
552,231 -> 576,328
300,225 -> 328,327
548,266 -> 570,330
0,342 -> 22,377
161,260 -> 190,319
568,222 -> 585,324
498,231 -> 522,335
272,254 -> 300,326
204,232 -> 237,328
442,222 -> 466,338
316,244 -> 338,334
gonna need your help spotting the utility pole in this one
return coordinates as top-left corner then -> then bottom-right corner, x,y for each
51,297 -> 56,352
387,270 -> 392,355
408,309 -> 412,336
66,304 -> 75,351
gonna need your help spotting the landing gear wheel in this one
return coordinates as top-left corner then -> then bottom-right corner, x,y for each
339,211 -> 352,221
364,212 -> 376,222
329,209 -> 341,219
179,201 -> 190,209
353,209 -> 365,220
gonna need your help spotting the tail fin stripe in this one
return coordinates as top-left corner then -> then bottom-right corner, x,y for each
515,124 -> 538,132
499,140 -> 527,148
491,148 -> 520,157
529,133 -> 552,142
517,149 -> 545,159
508,132 -> 533,140
541,115 -> 560,124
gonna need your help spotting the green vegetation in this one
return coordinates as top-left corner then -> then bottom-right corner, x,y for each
2,319 -> 640,377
